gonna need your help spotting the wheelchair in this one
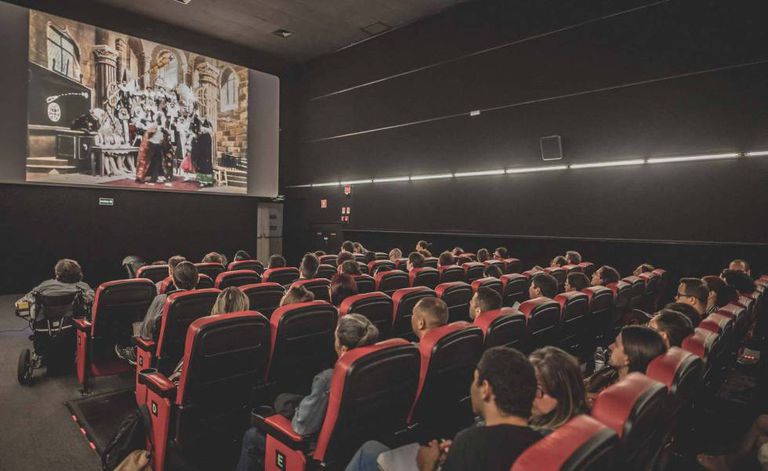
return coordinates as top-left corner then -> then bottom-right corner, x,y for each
15,290 -> 90,386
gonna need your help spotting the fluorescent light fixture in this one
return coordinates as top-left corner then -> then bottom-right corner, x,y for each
311,181 -> 340,187
745,150 -> 768,157
506,165 -> 567,174
340,178 -> 373,185
569,159 -> 646,169
646,153 -> 739,164
454,169 -> 505,178
286,184 -> 312,188
373,176 -> 410,183
409,173 -> 454,181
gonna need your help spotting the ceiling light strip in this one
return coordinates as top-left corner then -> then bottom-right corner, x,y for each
506,165 -> 567,174
311,181 -> 340,187
454,169 -> 505,178
646,153 -> 740,164
569,159 -> 646,169
745,150 -> 768,157
340,179 -> 373,185
373,176 -> 410,183
409,173 -> 454,181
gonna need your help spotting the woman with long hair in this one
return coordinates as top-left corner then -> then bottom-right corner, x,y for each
529,347 -> 587,430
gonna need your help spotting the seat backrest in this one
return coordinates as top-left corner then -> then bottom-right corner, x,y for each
316,264 -> 337,280
240,282 -> 285,318
91,278 -> 157,337
194,263 -> 225,280
681,329 -> 717,361
409,322 -> 484,437
227,260 -> 265,275
500,273 -> 529,307
291,278 -> 332,303
160,273 -> 215,294
312,340 -> 420,467
471,277 -> 503,297
638,271 -> 660,298
410,267 -> 439,289
375,270 -> 410,296
519,297 -> 561,351
555,291 -> 590,325
155,289 -> 221,374
578,262 -> 596,277
319,255 -> 338,266
474,307 -> 526,350
582,286 -> 614,344
214,270 -> 261,289
545,267 -> 567,292
374,252 -> 388,260
608,281 -> 632,315
196,274 -> 214,289
438,265 -> 466,283
646,347 -> 703,402
591,372 -> 668,467
423,257 -> 439,269
622,276 -> 646,309
462,262 -> 485,283
391,287 -> 436,339
136,264 -> 170,283
394,258 -> 408,271
435,282 -> 473,323
503,258 -> 522,274
484,260 -> 504,272
267,301 -> 338,394
353,253 -> 366,262
698,313 -> 734,337
353,274 -> 376,294
368,260 -> 396,274
339,292 -> 394,339
511,415 -> 621,471
563,264 -> 582,275
262,267 -> 300,286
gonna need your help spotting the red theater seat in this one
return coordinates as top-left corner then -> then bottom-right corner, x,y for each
435,282 -> 473,323
681,329 -> 717,361
319,254 -> 337,266
518,297 -> 561,352
607,281 -> 632,335
484,260 -> 504,272
456,254 -> 473,265
423,257 -> 439,268
391,287 -> 435,339
368,260 -> 395,274
374,252 -> 388,260
521,269 -> 543,280
316,264 -> 337,280
195,274 -> 214,289
241,283 -> 285,319
582,286 -> 614,348
511,415 -> 621,471
474,307 -> 526,351
339,292 -> 393,339
544,267 -> 567,293
394,258 -> 408,271
262,267 -> 300,286
438,265 -> 466,283
193,262 -> 225,280
136,264 -> 170,283
652,268 -> 669,305
555,291 -> 590,359
562,264 -> 582,275
471,277 -> 503,296
353,274 -> 376,294
502,257 -> 522,274
291,278 -> 332,303
591,373 -> 668,468
637,271 -> 661,312
357,262 -> 370,275
408,322 -> 484,438
140,312 -> 270,471
214,270 -> 261,289
266,301 -> 338,395
75,278 -> 156,390
646,347 -> 703,423
375,270 -> 410,296
158,273 -> 215,294
462,262 -> 485,283
500,273 -> 529,307
227,259 -> 265,275
410,267 -> 439,289
258,339 -> 420,471
622,276 -> 646,312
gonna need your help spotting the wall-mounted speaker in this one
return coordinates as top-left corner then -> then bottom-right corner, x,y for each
540,135 -> 563,161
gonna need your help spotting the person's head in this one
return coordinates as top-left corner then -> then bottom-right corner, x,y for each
564,272 -> 590,293
337,251 -> 354,266
648,309 -> 694,348
452,247 -> 464,256
341,240 -> 355,253
362,250 -> 376,264
633,263 -> 655,276
703,275 -> 726,311
664,302 -> 702,328
471,347 -> 536,421
202,251 -> 226,265
313,250 -> 326,257
483,264 -> 503,279
477,248 -> 490,263
172,261 -> 198,290
438,251 -> 455,267
529,347 -> 586,429
609,326 -> 667,377
728,259 -> 751,276
352,242 -> 365,254
469,287 -> 503,320
494,247 -> 508,261
340,259 -> 361,276
299,253 -> 320,279
550,256 -> 567,268
335,313 -> 379,357
166,255 -> 186,277
411,297 -> 449,339
54,259 -> 83,283
417,249 -> 432,258
388,248 -> 402,261
407,251 -> 425,271
416,240 -> 430,252
592,265 -> 620,286
722,269 -> 756,294
565,251 -> 582,265
211,286 -> 250,315
530,273 -> 558,299
676,278 -> 708,314
280,285 -> 315,306
233,250 -> 251,261
268,254 -> 287,269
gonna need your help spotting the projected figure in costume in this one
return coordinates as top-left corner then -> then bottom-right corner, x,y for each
190,116 -> 214,187
135,124 -> 156,183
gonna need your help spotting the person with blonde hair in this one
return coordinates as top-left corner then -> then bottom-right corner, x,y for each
211,286 -> 250,315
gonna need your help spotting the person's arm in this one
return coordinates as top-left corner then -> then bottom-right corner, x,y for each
437,431 -> 468,471
138,296 -> 164,340
291,369 -> 333,436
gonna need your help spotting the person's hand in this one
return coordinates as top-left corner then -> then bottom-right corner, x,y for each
438,439 -> 452,464
416,440 -> 443,471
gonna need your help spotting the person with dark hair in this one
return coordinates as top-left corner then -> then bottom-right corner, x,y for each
722,269 -> 757,294
388,248 -> 402,262
233,250 -> 251,262
550,256 -> 567,268
416,240 -> 431,252
452,247 -> 464,256
314,250 -> 326,257
438,251 -> 455,267
353,242 -> 366,254
341,240 -> 355,253
530,273 -> 558,299
564,272 -> 590,293
407,251 -> 426,271
331,260 -> 360,305
238,314 -> 379,471
418,249 -> 433,258
280,285 -> 315,306
494,247 -> 508,261
337,250 -> 355,266
158,255 -> 187,291
633,263 -> 655,276
728,259 -> 751,276
411,297 -> 449,339
268,254 -> 287,269
477,248 -> 490,263
648,309 -> 694,348
703,275 -> 739,314
591,265 -> 620,286
345,347 -> 542,471
676,278 -> 709,320
299,253 -> 320,280
16,258 -> 95,314
529,347 -> 587,430
202,251 -> 226,266
664,302 -> 702,328
565,251 -> 582,265
470,287 -> 503,320
483,264 -> 503,279
362,250 -> 376,265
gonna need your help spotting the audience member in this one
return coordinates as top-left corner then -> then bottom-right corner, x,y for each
233,250 -> 251,262
564,272 -> 590,293
353,242 -> 366,254
202,251 -> 226,266
632,263 -> 655,276
416,240 -> 431,252
331,260 -> 360,305
388,248 -> 402,262
477,248 -> 490,263
438,251 -> 455,267
722,269 -> 757,294
483,264 -> 503,279
591,265 -> 620,286
648,309 -> 694,347
299,253 -> 320,279
664,302 -> 702,328
337,251 -> 354,266
238,314 -> 378,471
341,240 -> 355,253
494,247 -> 508,261
728,259 -> 751,276
452,247 -> 464,256
418,248 -> 433,258
314,250 -> 326,257
676,278 -> 708,320
565,250 -> 582,265
407,251 -> 426,271
550,256 -> 567,268
280,285 -> 315,307
157,255 -> 187,291
362,251 -> 376,265
529,347 -> 587,430
411,297 -> 449,340
529,273 -> 558,299
16,258 -> 95,314
703,275 -> 738,314
268,254 -> 287,269
470,287 -> 503,320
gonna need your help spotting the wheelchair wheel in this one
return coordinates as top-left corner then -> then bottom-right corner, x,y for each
17,348 -> 33,385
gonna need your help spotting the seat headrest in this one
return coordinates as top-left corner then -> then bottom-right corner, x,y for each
518,297 -> 559,317
338,291 -> 390,316
646,347 -> 702,393
438,264 -> 463,273
392,286 -> 435,304
591,373 -> 667,438
581,285 -> 612,302
681,330 -> 717,358
698,313 -> 732,334
374,269 -> 408,283
435,281 -> 472,297
214,269 -> 260,286
717,303 -> 745,319
473,307 -> 524,334
240,281 -> 284,291
462,262 -> 484,270
522,269 -> 543,279
554,291 -> 589,310
418,321 -> 476,356
471,277 -> 502,293
270,300 -> 335,326
500,273 -> 527,284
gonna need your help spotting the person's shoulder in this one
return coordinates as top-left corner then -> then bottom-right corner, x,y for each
315,368 -> 334,383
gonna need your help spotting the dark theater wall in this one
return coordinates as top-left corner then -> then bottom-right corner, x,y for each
280,0 -> 768,272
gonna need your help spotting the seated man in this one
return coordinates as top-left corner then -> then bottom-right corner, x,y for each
268,254 -> 287,269
202,251 -> 227,266
565,250 -> 582,265
564,272 -> 591,293
493,247 -> 508,261
341,240 -> 356,253
664,302 -> 702,328
675,278 -> 708,321
529,273 -> 558,299
233,250 -> 252,262
157,255 -> 186,291
550,256 -> 567,268
16,258 -> 95,314
648,309 -> 694,348
345,347 -> 542,471
470,287 -> 503,320
410,297 -> 449,340
591,265 -> 620,287
407,251 -> 426,272
299,253 -> 320,280
476,248 -> 490,263
722,269 -> 757,294
337,250 -> 355,266
728,259 -> 751,276
438,251 -> 455,267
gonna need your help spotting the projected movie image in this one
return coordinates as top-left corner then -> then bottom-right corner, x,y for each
27,11 -> 248,193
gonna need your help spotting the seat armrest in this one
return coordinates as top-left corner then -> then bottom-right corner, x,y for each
254,414 -> 310,452
73,318 -> 92,331
133,336 -> 156,353
138,369 -> 177,400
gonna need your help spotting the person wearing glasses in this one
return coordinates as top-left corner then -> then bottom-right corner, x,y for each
674,278 -> 708,324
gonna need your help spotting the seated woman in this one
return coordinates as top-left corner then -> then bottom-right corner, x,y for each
236,314 -> 379,471
16,258 -> 95,315
529,346 -> 587,431
331,260 -> 360,306
483,264 -> 503,279
584,326 -> 667,406
280,285 -> 315,307
388,248 -> 402,262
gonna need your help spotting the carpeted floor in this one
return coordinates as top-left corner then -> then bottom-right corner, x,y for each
0,294 -> 132,471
